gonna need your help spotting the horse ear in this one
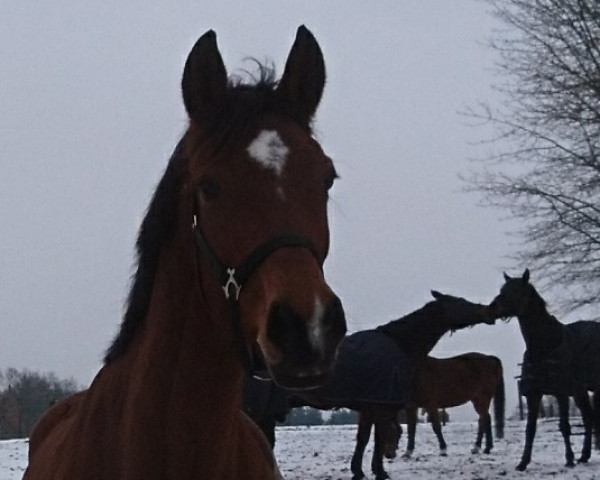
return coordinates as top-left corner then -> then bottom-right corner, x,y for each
522,268 -> 530,283
277,25 -> 326,125
431,290 -> 442,300
181,30 -> 228,123
503,272 -> 511,282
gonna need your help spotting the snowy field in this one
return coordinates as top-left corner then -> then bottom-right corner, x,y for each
2,419 -> 599,480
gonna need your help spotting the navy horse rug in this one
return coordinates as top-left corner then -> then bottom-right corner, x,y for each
520,320 -> 600,396
568,320 -> 600,390
291,330 -> 414,409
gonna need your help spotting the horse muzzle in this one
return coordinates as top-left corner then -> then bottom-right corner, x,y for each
487,299 -> 510,321
263,294 -> 346,390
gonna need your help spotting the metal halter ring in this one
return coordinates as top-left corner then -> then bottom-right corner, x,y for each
222,268 -> 241,300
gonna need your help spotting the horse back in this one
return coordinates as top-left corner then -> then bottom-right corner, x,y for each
413,353 -> 502,408
456,353 -> 503,387
568,320 -> 600,389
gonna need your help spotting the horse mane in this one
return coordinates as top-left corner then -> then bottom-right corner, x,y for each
104,140 -> 186,363
524,281 -> 548,313
375,301 -> 441,339
104,62 -> 311,363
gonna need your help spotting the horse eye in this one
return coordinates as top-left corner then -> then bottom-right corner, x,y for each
197,178 -> 221,201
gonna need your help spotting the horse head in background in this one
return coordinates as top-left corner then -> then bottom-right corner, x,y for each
24,26 -> 346,480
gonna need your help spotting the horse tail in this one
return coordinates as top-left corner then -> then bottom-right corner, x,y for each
493,357 -> 505,439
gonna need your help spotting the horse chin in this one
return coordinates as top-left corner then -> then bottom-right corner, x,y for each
269,368 -> 332,391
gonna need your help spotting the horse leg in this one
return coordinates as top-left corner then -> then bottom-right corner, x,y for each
556,395 -> 575,468
472,413 -> 491,454
371,419 -> 390,480
257,417 -> 277,449
593,390 -> 600,450
483,411 -> 493,454
573,391 -> 593,463
516,392 -> 542,471
402,405 -> 418,459
472,398 -> 493,454
428,408 -> 447,456
351,410 -> 371,480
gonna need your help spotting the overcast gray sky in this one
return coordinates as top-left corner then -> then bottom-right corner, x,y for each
1,1 -> 544,418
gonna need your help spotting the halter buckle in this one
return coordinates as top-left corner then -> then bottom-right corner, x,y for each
223,268 -> 241,300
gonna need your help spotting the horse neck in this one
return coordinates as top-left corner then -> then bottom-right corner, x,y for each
517,300 -> 564,360
387,320 -> 449,362
115,209 -> 246,473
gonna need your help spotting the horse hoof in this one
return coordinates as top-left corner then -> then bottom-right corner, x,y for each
351,472 -> 365,480
516,463 -> 527,471
483,448 -> 491,454
471,447 -> 480,454
440,450 -> 448,457
375,474 -> 389,480
565,461 -> 575,468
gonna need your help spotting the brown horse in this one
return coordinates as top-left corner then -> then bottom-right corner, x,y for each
401,353 -> 505,458
23,26 -> 347,480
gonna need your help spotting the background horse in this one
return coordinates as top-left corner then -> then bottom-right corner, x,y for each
401,352 -> 505,458
24,26 -> 346,480
488,269 -> 600,471
246,290 -> 495,480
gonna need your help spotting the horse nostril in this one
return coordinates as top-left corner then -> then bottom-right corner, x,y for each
323,295 -> 347,337
266,296 -> 346,369
267,302 -> 303,347
267,302 -> 319,367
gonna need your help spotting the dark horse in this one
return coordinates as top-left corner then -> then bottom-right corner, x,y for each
247,290 -> 495,480
489,269 -> 600,471
23,26 -> 347,480
400,352 -> 505,458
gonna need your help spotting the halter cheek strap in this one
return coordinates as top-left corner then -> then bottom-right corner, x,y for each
192,214 -> 322,378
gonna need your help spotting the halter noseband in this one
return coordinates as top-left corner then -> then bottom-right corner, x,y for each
192,214 -> 322,378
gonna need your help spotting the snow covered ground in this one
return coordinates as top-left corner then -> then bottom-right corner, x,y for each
0,440 -> 25,480
2,419 -> 599,480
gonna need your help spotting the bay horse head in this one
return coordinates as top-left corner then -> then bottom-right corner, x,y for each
24,27 -> 347,480
382,417 -> 402,459
488,268 -> 536,319
180,27 -> 346,389
430,290 -> 495,328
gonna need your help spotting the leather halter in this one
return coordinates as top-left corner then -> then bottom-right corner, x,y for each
192,213 -> 323,378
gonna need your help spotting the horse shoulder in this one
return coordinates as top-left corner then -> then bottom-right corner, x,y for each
28,390 -> 87,461
238,411 -> 279,480
23,391 -> 87,480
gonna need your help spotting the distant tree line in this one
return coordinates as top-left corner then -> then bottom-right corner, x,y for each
277,407 -> 358,426
0,367 -> 80,439
513,393 -> 582,422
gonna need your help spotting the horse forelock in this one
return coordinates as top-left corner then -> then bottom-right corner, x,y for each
187,62 -> 313,157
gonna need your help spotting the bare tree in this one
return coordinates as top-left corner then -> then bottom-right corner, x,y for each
468,0 -> 600,313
